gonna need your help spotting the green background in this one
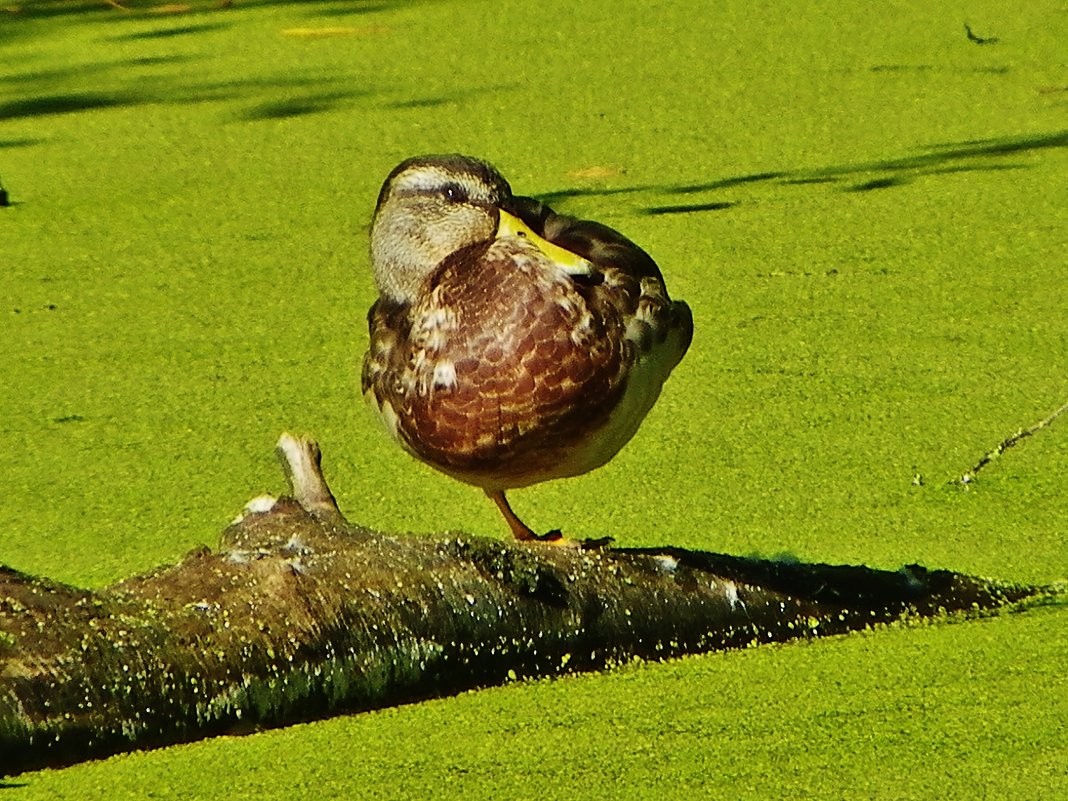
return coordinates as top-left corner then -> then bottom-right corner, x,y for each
2,0 -> 1066,797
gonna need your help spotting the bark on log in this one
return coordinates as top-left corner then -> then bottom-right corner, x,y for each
0,435 -> 1058,776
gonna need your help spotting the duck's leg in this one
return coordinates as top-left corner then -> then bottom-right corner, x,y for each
485,489 -> 562,543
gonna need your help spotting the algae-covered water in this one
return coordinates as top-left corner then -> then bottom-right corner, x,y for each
2,1 -> 1066,797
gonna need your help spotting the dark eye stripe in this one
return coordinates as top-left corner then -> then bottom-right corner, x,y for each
441,183 -> 468,203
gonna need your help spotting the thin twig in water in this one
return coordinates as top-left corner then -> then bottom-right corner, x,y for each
959,398 -> 1068,485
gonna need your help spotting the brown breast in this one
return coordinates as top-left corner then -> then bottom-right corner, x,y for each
363,237 -> 633,487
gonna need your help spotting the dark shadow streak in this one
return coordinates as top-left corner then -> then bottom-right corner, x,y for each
871,64 -> 1008,75
919,162 -> 1028,176
11,0 -> 390,23
120,54 -> 199,67
847,176 -> 904,192
665,171 -> 786,195
535,130 -> 1067,213
0,138 -> 43,149
642,201 -> 738,215
382,81 -> 522,112
238,98 -> 337,121
387,97 -> 453,109
871,64 -> 935,73
4,1 -> 107,22
0,55 -> 193,90
1,63 -> 115,87
812,131 -> 1068,180
780,176 -> 838,185
920,130 -> 1068,158
0,92 -> 139,121
537,185 -> 655,206
108,22 -> 231,41
301,1 -> 404,16
235,91 -> 357,121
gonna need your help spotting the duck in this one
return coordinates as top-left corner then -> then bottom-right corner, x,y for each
361,154 -> 693,542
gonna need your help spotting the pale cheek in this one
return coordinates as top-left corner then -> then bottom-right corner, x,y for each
369,200 -> 497,302
438,208 -> 495,254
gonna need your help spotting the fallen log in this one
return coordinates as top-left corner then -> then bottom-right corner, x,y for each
0,435 -> 1059,775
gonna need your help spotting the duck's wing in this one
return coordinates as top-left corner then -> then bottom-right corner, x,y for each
361,298 -> 410,404
505,195 -> 694,362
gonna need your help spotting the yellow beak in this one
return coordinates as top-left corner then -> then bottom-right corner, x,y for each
495,209 -> 595,277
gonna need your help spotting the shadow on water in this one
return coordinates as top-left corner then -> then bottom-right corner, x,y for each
661,171 -> 788,196
5,3 -> 1065,208
386,97 -> 455,110
11,0 -> 403,22
642,201 -> 739,216
2,1 -> 105,22
0,0 -> 470,132
846,176 -> 907,192
235,90 -> 362,121
0,37 -> 375,124
108,22 -> 232,40
538,130 -> 1068,215
0,91 -> 138,120
298,1 -> 406,17
0,81 -> 369,126
383,82 -> 521,111
0,138 -> 44,149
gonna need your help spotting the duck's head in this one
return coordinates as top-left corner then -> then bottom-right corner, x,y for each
370,154 -> 512,305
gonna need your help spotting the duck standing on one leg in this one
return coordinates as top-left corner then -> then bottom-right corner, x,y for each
361,154 -> 694,543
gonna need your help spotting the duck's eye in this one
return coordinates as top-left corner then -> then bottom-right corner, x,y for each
441,183 -> 468,203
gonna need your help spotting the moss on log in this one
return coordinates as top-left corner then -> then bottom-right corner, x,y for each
0,435 -> 1057,776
